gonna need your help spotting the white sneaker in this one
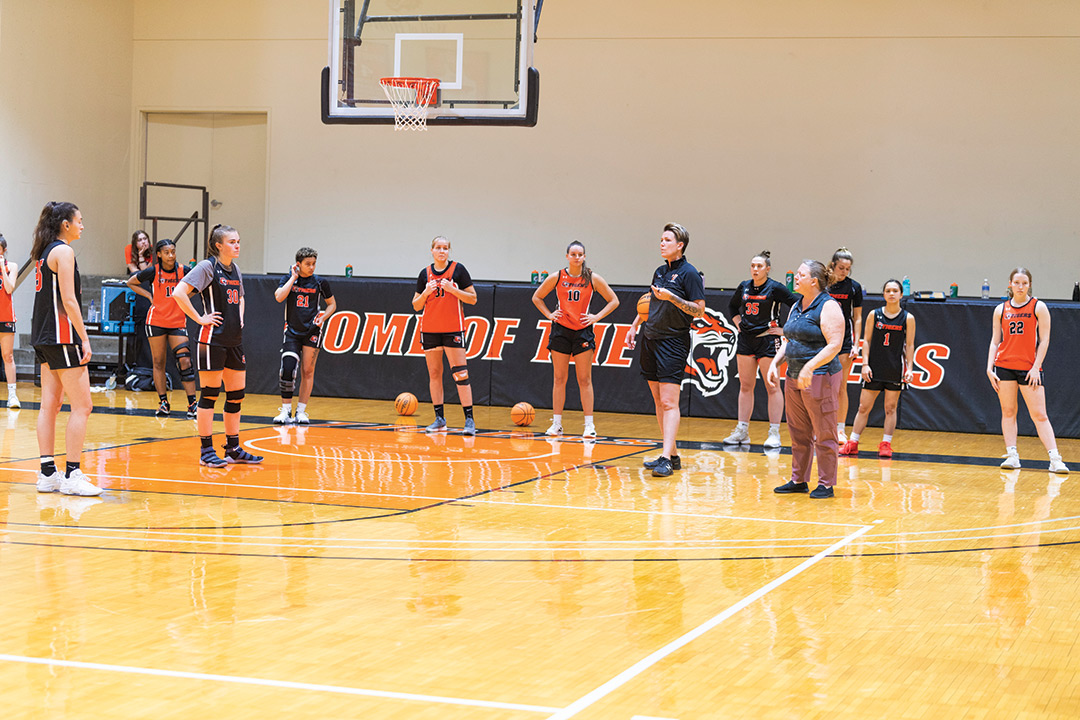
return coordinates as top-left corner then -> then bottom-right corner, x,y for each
837,429 -> 848,445
37,471 -> 63,493
1001,453 -> 1021,470
60,469 -> 104,497
763,428 -> 782,449
545,420 -> 562,436
723,425 -> 750,444
273,408 -> 292,425
582,422 -> 597,439
7,394 -> 19,410
294,410 -> 310,425
1049,457 -> 1070,474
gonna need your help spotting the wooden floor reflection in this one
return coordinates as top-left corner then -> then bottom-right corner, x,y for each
1,384 -> 1078,719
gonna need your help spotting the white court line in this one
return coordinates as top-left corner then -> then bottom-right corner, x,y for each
544,524 -> 874,720
244,437 -> 561,464
0,654 -> 560,714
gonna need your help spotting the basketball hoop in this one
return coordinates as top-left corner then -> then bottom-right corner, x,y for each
379,77 -> 440,131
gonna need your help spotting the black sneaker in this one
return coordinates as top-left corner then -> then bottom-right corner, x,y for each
156,399 -> 170,418
199,447 -> 227,468
643,454 -> 681,470
774,480 -> 809,494
651,457 -> 674,477
809,485 -> 835,499
187,399 -> 198,420
224,446 -> 264,464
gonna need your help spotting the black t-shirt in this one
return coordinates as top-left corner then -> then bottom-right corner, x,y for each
642,256 -> 707,340
184,258 -> 245,347
827,277 -> 864,343
728,278 -> 800,336
414,263 -> 473,294
279,273 -> 334,336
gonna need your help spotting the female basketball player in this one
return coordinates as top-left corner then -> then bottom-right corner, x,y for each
625,223 -> 706,478
31,202 -> 102,496
173,224 -> 263,467
986,268 -> 1068,473
0,235 -> 20,409
827,248 -> 862,444
412,236 -> 478,435
531,241 -> 620,438
273,247 -> 336,425
127,238 -> 198,418
724,250 -> 799,448
840,279 -> 915,458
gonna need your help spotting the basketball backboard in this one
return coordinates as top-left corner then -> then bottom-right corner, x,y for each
322,0 -> 540,126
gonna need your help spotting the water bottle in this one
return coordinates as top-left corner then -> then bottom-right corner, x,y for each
530,270 -> 539,284
981,279 -> 990,299
345,264 -> 353,278
949,283 -> 958,298
540,270 -> 549,282
188,258 -> 196,269
785,271 -> 794,292
88,301 -> 98,323
1073,282 -> 1079,302
902,276 -> 911,297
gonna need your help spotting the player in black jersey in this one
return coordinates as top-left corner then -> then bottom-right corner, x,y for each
826,248 -> 863,443
272,247 -> 336,425
839,279 -> 915,458
173,224 -> 263,467
723,250 -> 799,448
30,202 -> 102,496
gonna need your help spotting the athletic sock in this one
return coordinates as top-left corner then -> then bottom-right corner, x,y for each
7,383 -> 17,395
584,415 -> 593,425
552,414 -> 562,425
463,405 -> 474,421
65,461 -> 80,475
1049,449 -> 1062,459
1006,445 -> 1018,455
837,423 -> 845,434
850,433 -> 861,442
882,434 -> 892,443
200,436 -> 213,450
296,402 -> 307,414
40,457 -> 56,476
225,435 -> 239,451
158,393 -> 168,403
737,421 -> 749,431
434,404 -> 445,420
769,423 -> 780,433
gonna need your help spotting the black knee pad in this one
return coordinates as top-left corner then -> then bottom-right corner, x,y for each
451,364 -> 469,386
174,345 -> 196,382
198,384 -> 221,409
224,388 -> 245,414
279,351 -> 299,395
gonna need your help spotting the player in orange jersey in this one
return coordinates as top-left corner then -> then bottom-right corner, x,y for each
0,235 -> 20,409
987,267 -> 1067,473
531,241 -> 619,438
412,236 -> 478,435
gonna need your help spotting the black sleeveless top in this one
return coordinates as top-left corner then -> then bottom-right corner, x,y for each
867,307 -> 908,383
31,240 -> 82,346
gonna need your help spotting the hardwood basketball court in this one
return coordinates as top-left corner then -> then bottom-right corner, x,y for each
1,387 -> 1078,719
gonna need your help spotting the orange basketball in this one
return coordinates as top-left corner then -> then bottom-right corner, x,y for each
395,392 -> 418,416
636,292 -> 651,322
510,402 -> 535,427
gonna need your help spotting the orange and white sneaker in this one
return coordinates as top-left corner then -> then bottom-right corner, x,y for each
839,440 -> 859,456
878,441 -> 893,458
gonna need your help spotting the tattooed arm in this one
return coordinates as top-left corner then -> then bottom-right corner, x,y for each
651,285 -> 705,318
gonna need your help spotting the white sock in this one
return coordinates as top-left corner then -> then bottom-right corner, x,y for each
584,415 -> 593,425
1006,446 -> 1018,456
1049,449 -> 1062,459
297,402 -> 307,413
837,423 -> 846,434
552,414 -> 562,425
737,421 -> 749,430
882,434 -> 892,443
7,383 -> 15,395
769,423 -> 780,433
281,404 -> 291,413
850,433 -> 861,442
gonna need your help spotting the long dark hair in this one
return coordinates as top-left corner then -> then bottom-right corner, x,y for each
566,240 -> 592,285
130,230 -> 151,267
31,202 -> 79,261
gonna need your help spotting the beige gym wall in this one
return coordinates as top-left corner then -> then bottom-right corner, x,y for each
3,1 -> 1078,299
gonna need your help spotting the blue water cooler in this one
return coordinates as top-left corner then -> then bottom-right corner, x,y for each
100,281 -> 135,334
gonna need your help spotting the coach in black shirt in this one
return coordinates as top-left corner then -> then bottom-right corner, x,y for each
625,222 -> 706,477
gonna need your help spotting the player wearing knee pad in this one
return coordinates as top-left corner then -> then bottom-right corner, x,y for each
273,248 -> 335,425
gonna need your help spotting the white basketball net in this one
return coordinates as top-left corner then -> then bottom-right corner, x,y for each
380,77 -> 440,131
